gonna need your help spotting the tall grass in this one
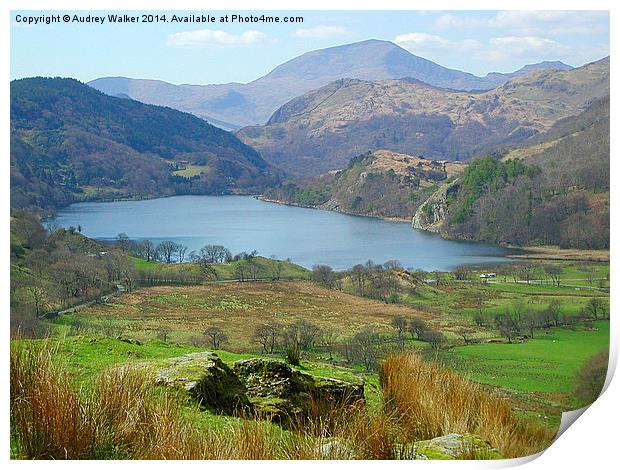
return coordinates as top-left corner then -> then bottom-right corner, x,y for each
380,352 -> 555,458
10,342 -> 555,460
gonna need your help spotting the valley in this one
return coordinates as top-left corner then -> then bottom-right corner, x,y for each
9,24 -> 611,461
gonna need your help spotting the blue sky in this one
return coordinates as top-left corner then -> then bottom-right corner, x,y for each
11,10 -> 610,85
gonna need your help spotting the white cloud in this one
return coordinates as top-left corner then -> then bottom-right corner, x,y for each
434,11 -> 608,36
166,29 -> 275,47
394,31 -> 608,71
394,32 -> 481,54
292,25 -> 351,39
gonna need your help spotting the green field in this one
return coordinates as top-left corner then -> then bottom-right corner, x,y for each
132,256 -> 310,282
172,164 -> 210,178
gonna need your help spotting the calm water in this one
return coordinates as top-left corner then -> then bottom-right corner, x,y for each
51,195 -> 513,271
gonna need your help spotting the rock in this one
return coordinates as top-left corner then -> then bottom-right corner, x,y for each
394,433 -> 502,460
316,438 -> 357,459
232,358 -> 364,423
153,352 -> 251,415
411,179 -> 460,232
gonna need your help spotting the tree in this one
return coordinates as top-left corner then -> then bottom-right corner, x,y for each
421,330 -> 445,350
584,297 -> 606,320
495,311 -> 520,343
253,322 -> 281,354
544,265 -> 562,287
452,266 -> 471,281
203,326 -> 228,349
282,320 -> 321,351
157,326 -> 171,342
17,285 -> 50,317
408,318 -> 428,340
157,240 -> 178,264
139,240 -> 156,262
311,264 -> 337,289
350,328 -> 381,371
391,315 -> 407,339
522,309 -> 539,338
116,233 -> 130,253
177,244 -> 188,263
199,245 -> 232,264
350,264 -> 367,295
575,349 -> 609,406
457,327 -> 474,345
234,261 -> 249,282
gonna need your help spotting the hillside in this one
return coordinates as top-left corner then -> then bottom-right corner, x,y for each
264,150 -> 466,220
238,57 -> 609,177
413,95 -> 610,249
10,78 -> 280,213
89,40 -> 572,129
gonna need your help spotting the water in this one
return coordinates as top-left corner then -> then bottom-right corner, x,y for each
50,195 -> 514,271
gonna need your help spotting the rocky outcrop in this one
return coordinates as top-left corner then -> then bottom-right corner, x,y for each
393,433 -> 502,460
233,358 -> 365,423
150,353 -> 364,422
412,179 -> 460,233
152,352 -> 251,414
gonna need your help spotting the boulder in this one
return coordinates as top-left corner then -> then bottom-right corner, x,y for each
232,358 -> 364,422
153,351 -> 251,414
393,433 -> 502,460
316,438 -> 357,459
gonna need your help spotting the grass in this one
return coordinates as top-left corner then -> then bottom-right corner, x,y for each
381,353 -> 554,458
63,281 -> 435,351
437,321 -> 609,427
11,340 -> 550,459
131,255 -> 310,282
172,164 -> 210,178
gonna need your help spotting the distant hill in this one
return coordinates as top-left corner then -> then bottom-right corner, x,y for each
263,150 -> 467,220
89,39 -> 572,128
10,77 -> 279,213
238,57 -> 609,177
414,95 -> 610,249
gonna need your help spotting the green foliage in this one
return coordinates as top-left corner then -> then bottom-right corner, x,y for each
450,157 -> 538,224
10,77 -> 279,213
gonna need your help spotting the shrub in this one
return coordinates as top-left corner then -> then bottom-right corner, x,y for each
379,352 -> 554,458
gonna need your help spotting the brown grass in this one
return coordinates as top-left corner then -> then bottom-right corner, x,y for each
11,341 -> 555,460
77,281 -> 436,350
380,352 -> 555,458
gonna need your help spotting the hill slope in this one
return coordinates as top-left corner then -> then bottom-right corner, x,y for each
89,40 -> 572,129
238,57 -> 609,177
413,95 -> 610,249
264,150 -> 466,220
10,77 -> 279,213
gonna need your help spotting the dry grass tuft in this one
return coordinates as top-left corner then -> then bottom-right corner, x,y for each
380,352 -> 555,458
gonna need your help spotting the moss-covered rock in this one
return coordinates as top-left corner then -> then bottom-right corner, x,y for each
232,358 -> 364,423
152,352 -> 251,415
393,433 -> 502,460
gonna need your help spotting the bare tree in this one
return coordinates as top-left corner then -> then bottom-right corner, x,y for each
312,264 -> 337,289
391,315 -> 407,339
254,322 -> 281,354
116,233 -> 130,253
421,330 -> 445,350
157,326 -> 172,342
203,326 -> 228,349
177,244 -> 188,263
408,318 -> 428,340
139,240 -> 156,262
157,240 -> 178,264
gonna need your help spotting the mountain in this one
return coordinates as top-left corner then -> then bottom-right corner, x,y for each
263,150 -> 466,220
413,95 -> 609,249
89,40 -> 572,129
10,77 -> 279,213
237,57 -> 609,177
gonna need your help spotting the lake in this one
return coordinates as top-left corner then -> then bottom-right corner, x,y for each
51,195 -> 514,271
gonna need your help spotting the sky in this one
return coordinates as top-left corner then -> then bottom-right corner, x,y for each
11,10 -> 610,85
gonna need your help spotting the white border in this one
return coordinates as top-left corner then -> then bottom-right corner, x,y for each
2,1 -> 616,468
